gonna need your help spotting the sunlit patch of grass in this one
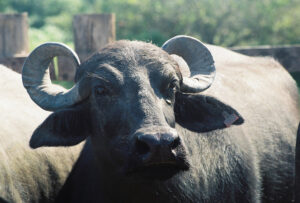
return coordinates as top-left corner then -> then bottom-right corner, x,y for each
52,80 -> 74,89
53,57 -> 59,80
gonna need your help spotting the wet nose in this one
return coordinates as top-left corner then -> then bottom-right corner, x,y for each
135,131 -> 181,161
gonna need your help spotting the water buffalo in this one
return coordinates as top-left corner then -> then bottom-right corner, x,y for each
1,35 -> 299,202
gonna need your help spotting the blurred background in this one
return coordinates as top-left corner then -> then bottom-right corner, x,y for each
1,0 -> 299,49
0,0 -> 299,89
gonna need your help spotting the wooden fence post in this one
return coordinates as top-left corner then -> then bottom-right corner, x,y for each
57,14 -> 115,81
73,14 -> 116,61
0,13 -> 28,73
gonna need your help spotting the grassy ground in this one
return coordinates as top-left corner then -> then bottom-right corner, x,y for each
52,80 -> 74,89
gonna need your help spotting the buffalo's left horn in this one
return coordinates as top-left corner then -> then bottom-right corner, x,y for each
162,35 -> 216,93
22,43 -> 87,111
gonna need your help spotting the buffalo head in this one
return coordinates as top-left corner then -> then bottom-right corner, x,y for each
22,36 -> 243,180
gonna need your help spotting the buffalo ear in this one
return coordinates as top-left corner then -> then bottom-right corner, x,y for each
30,107 -> 91,149
174,92 -> 244,133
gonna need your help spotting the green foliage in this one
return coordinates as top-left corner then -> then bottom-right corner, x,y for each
87,0 -> 300,46
29,25 -> 73,50
1,0 -> 81,50
0,0 -> 299,48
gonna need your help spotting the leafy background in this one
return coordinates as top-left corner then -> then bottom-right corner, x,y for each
1,0 -> 300,89
1,0 -> 299,50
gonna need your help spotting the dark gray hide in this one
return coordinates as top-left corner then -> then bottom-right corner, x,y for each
20,36 -> 300,203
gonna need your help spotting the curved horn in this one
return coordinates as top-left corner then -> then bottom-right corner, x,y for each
22,43 -> 87,111
162,35 -> 216,93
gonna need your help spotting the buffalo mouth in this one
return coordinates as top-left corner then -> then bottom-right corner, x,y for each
126,162 -> 189,181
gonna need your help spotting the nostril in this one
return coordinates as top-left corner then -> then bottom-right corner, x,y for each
136,139 -> 150,155
170,137 -> 181,150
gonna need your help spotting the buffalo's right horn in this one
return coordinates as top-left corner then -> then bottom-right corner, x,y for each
22,43 -> 88,111
162,35 -> 216,93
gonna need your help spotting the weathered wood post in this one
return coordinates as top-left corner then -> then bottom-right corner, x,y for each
57,14 -> 115,81
0,13 -> 29,73
73,14 -> 116,61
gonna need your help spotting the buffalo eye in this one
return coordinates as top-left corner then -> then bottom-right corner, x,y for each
165,80 -> 179,105
169,80 -> 178,92
94,86 -> 108,96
